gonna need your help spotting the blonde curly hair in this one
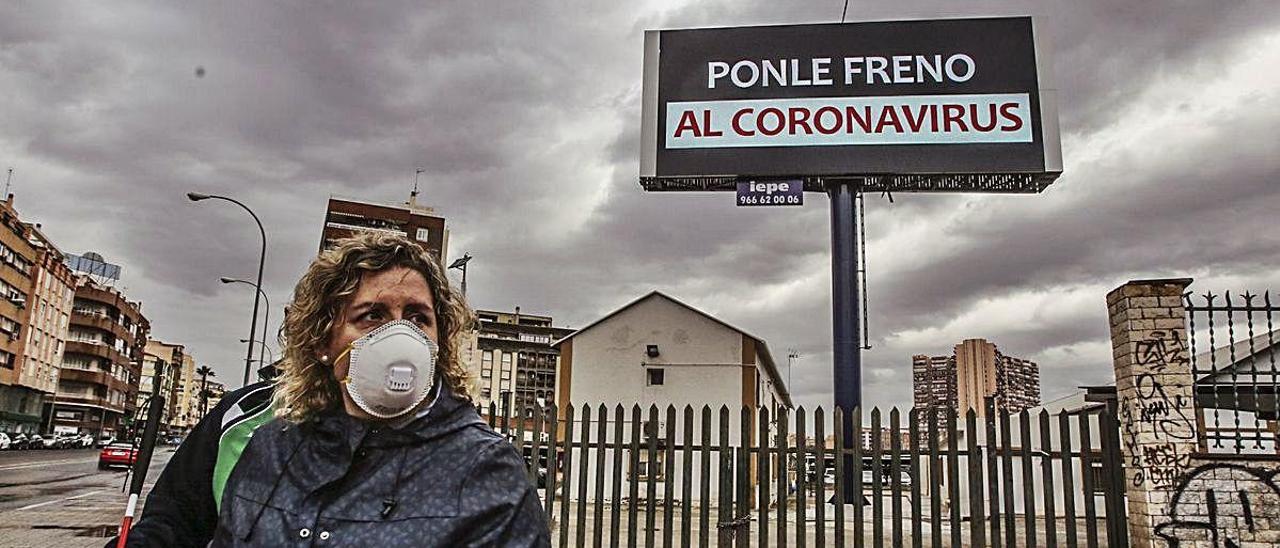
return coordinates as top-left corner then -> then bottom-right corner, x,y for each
273,232 -> 473,422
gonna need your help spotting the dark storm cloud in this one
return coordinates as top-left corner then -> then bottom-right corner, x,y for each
0,1 -> 1276,408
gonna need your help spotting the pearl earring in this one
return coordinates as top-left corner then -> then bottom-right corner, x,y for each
319,355 -> 330,363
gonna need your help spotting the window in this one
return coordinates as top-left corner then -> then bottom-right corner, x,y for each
0,316 -> 17,337
480,387 -> 492,398
647,368 -> 665,386
631,451 -> 665,481
500,353 -> 513,371
518,333 -> 550,344
415,228 -> 430,241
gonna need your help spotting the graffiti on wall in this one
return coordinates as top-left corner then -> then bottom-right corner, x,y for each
1154,463 -> 1280,548
1123,330 -> 1196,488
1133,373 -> 1195,440
1135,329 -> 1187,373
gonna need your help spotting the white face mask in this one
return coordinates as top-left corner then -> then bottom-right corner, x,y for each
335,319 -> 439,419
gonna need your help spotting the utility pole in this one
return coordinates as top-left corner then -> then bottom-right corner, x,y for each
787,349 -> 799,391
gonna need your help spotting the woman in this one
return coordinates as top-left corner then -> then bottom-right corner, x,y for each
211,233 -> 549,547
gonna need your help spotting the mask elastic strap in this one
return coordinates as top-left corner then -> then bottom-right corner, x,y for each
333,345 -> 354,384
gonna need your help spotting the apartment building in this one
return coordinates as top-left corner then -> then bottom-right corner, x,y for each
0,195 -> 40,432
912,338 -> 1041,419
49,277 -> 149,437
466,307 -> 573,413
319,194 -> 448,263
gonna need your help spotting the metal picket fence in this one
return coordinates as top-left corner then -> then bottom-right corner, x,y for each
1184,291 -> 1280,455
481,400 -> 1129,547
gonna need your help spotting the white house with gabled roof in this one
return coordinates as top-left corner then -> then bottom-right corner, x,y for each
551,291 -> 792,503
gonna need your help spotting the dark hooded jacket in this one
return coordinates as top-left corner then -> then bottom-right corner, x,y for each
210,386 -> 549,547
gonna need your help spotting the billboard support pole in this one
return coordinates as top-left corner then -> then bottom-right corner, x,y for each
829,178 -> 863,504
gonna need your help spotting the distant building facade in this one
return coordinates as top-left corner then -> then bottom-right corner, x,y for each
912,354 -> 955,418
0,195 -> 43,433
17,226 -> 76,407
170,351 -> 199,430
201,379 -> 226,412
139,340 -> 185,430
912,338 -> 1041,419
319,194 -> 448,263
465,307 -> 573,414
49,277 -> 149,437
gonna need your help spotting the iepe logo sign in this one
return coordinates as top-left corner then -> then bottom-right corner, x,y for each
736,180 -> 803,206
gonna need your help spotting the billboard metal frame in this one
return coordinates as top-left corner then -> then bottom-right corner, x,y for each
639,16 -> 1062,193
640,172 -> 1058,194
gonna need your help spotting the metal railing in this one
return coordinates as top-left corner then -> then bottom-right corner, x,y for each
482,400 -> 1129,547
1185,291 -> 1280,454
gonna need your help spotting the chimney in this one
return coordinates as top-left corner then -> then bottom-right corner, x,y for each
514,306 -> 521,324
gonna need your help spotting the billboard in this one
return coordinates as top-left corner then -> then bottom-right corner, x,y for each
65,251 -> 122,280
640,17 -> 1062,193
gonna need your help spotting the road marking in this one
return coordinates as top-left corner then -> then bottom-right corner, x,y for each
17,490 -> 104,511
0,457 -> 97,471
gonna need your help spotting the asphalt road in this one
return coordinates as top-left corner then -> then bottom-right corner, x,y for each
0,447 -> 174,513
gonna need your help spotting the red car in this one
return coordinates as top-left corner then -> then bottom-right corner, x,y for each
98,443 -> 137,470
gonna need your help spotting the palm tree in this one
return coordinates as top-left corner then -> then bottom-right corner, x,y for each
196,366 -> 215,419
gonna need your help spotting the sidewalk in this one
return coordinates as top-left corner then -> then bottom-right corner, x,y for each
0,488 -> 135,548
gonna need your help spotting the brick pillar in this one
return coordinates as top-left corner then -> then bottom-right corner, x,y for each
1107,279 -> 1197,547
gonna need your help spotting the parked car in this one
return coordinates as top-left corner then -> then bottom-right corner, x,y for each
42,434 -> 68,449
7,433 -> 27,450
95,434 -> 116,448
27,434 -> 44,449
0,433 -> 9,450
98,442 -> 138,470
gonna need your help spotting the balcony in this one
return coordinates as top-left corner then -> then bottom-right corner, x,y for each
65,340 -> 129,366
59,367 -> 112,387
59,367 -> 130,392
76,285 -> 146,327
71,310 -> 132,342
54,395 -> 126,415
324,222 -> 405,237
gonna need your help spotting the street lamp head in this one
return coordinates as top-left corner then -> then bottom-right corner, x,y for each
220,277 -> 237,284
187,192 -> 211,201
448,253 -> 473,270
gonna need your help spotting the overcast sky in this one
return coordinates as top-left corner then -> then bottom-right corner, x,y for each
2,1 -> 1277,412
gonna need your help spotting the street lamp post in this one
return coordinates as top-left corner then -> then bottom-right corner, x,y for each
189,192 -> 266,387
222,277 -> 271,369
448,253 -> 473,295
238,339 -> 276,365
